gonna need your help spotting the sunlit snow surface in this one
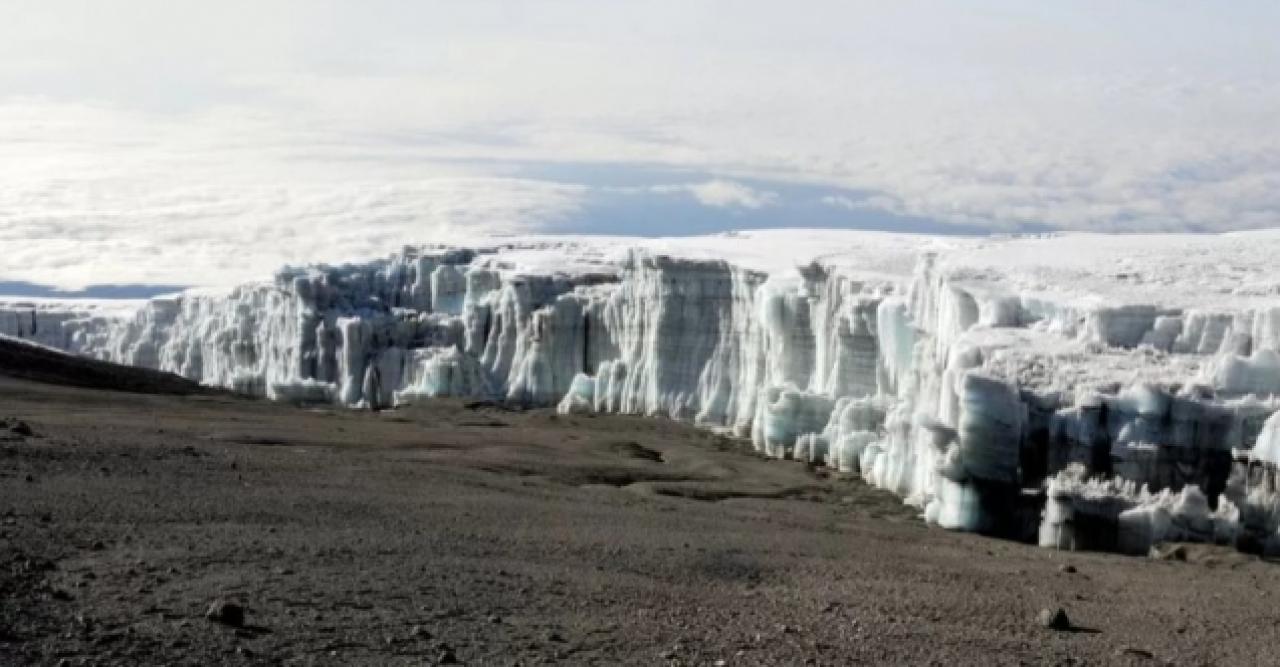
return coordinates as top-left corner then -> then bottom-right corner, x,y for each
8,228 -> 1280,555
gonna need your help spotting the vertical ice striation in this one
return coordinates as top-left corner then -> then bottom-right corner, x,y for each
13,231 -> 1280,556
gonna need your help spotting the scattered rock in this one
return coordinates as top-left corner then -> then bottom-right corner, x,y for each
1059,564 -> 1078,574
1150,544 -> 1188,562
9,420 -> 33,437
1037,607 -> 1071,631
20,558 -> 55,572
205,599 -> 245,627
94,631 -> 125,646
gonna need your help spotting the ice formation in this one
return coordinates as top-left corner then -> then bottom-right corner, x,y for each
8,229 -> 1280,556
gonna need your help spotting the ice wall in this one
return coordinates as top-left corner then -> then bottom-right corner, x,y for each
12,236 -> 1280,557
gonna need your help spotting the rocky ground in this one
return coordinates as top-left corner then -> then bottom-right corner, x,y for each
2,354 -> 1280,665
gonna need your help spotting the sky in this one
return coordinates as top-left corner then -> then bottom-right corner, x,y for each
2,1 -> 1279,292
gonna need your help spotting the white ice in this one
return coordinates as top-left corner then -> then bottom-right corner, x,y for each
10,228 -> 1280,555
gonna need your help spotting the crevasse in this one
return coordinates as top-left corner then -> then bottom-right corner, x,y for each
7,238 -> 1280,556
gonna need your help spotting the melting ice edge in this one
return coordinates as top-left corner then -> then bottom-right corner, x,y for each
9,230 -> 1280,557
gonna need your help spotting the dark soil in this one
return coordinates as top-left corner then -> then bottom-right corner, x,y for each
0,337 -> 213,396
2,354 -> 1279,665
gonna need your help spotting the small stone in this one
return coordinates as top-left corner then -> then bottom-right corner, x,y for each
205,599 -> 245,627
94,631 -> 124,646
1058,564 -> 1077,574
10,421 -> 33,437
545,631 -> 565,643
24,474 -> 34,483
779,623 -> 797,634
21,558 -> 54,572
436,648 -> 458,664
1150,544 -> 1188,561
1037,607 -> 1071,631
410,624 -> 430,638
487,614 -> 502,624
1117,646 -> 1155,659
90,540 -> 106,551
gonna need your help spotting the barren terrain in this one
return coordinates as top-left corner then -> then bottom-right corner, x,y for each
2,346 -> 1279,665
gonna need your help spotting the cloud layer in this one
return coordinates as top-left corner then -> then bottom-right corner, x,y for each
1,2 -> 1279,289
651,181 -> 779,210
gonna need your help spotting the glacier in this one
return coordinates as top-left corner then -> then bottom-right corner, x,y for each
8,229 -> 1280,556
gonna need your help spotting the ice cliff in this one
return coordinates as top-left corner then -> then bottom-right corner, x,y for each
8,229 -> 1280,556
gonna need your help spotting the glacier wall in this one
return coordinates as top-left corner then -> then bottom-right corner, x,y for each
9,237 -> 1280,557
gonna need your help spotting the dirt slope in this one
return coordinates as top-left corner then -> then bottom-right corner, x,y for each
0,337 -> 213,396
2,374 -> 1279,665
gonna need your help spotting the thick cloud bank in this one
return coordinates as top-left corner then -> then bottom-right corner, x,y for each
2,3 -> 1279,289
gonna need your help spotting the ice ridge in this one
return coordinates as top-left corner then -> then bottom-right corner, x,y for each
8,232 -> 1280,556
